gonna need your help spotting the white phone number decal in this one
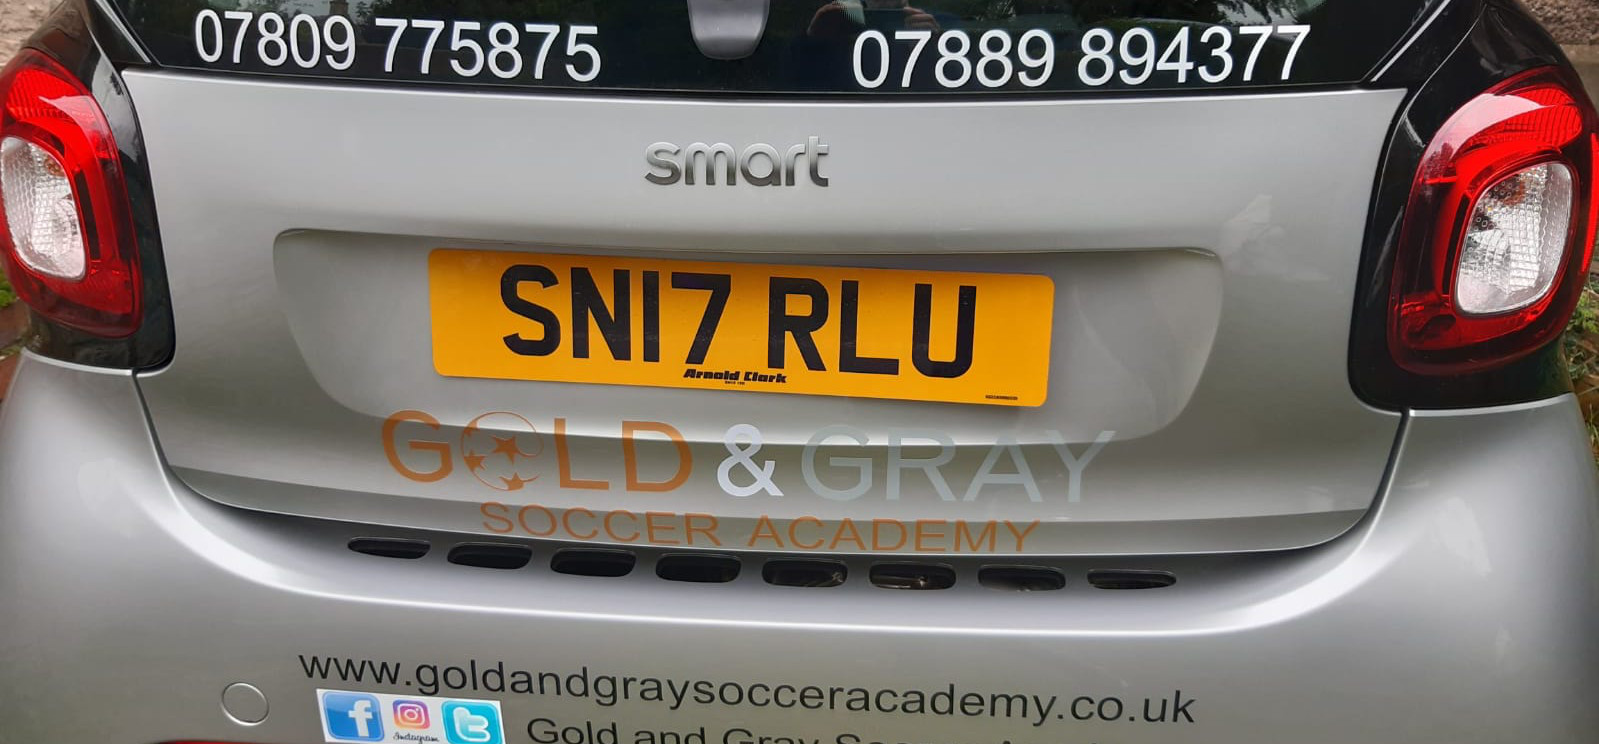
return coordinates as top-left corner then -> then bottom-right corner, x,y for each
852,24 -> 1310,89
192,11 -> 601,82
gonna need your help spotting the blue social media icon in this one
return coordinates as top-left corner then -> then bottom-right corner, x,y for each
441,701 -> 502,744
323,692 -> 385,742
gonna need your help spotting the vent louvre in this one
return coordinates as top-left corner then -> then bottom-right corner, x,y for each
347,537 -> 430,560
446,543 -> 533,570
656,554 -> 742,584
763,559 -> 848,588
1087,569 -> 1176,590
870,563 -> 956,590
551,549 -> 637,578
978,565 -> 1066,591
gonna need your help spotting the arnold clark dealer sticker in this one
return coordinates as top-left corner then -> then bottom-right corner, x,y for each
319,689 -> 505,744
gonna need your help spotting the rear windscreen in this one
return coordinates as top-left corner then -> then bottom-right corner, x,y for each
114,1 -> 1441,95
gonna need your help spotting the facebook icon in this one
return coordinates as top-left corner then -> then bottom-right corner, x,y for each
322,691 -> 385,742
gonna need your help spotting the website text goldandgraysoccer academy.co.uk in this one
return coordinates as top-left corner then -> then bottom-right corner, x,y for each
299,655 -> 1197,727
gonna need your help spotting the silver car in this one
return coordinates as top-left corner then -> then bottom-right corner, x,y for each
2,0 -> 1598,742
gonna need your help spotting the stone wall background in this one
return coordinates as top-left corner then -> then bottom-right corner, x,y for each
1526,0 -> 1599,97
1527,0 -> 1599,45
0,1 -> 47,66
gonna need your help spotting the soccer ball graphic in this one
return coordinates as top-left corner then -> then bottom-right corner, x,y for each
459,412 -> 544,491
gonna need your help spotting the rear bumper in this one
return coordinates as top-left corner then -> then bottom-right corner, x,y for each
1,352 -> 1597,744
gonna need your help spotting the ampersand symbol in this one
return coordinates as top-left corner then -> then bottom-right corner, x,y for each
717,423 -> 784,497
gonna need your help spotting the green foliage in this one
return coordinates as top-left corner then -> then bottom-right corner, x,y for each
1564,277 -> 1599,464
0,274 -> 13,310
1566,278 -> 1599,379
1571,280 -> 1599,335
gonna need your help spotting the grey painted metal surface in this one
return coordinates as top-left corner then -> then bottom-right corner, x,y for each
2,354 -> 1596,742
685,0 -> 770,60
126,71 -> 1405,555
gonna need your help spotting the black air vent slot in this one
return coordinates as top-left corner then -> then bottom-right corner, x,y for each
1087,569 -> 1176,590
978,565 -> 1066,591
870,563 -> 956,590
763,559 -> 848,588
656,554 -> 742,583
551,549 -> 636,578
347,537 -> 430,560
447,543 -> 533,570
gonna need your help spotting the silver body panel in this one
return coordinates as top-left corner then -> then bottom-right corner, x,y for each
2,354 -> 1596,742
5,8 -> 1599,735
127,71 -> 1407,555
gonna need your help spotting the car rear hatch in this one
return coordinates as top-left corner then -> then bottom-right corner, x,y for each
122,0 -> 1440,556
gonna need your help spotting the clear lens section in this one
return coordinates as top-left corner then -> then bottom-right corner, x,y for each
1455,162 -> 1574,315
0,135 -> 86,280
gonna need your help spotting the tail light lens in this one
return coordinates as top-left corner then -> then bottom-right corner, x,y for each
0,49 -> 140,337
1390,66 -> 1599,374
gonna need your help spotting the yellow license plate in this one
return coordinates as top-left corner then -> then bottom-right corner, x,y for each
430,250 -> 1054,406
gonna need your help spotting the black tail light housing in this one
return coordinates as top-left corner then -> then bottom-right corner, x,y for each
0,0 -> 172,368
1351,2 -> 1597,409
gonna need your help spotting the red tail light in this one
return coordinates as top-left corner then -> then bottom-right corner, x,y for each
0,48 -> 140,337
1389,66 -> 1599,374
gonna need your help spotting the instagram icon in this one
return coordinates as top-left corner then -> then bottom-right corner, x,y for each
393,700 -> 431,729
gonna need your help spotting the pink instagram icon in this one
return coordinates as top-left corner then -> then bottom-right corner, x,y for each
393,700 -> 430,729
